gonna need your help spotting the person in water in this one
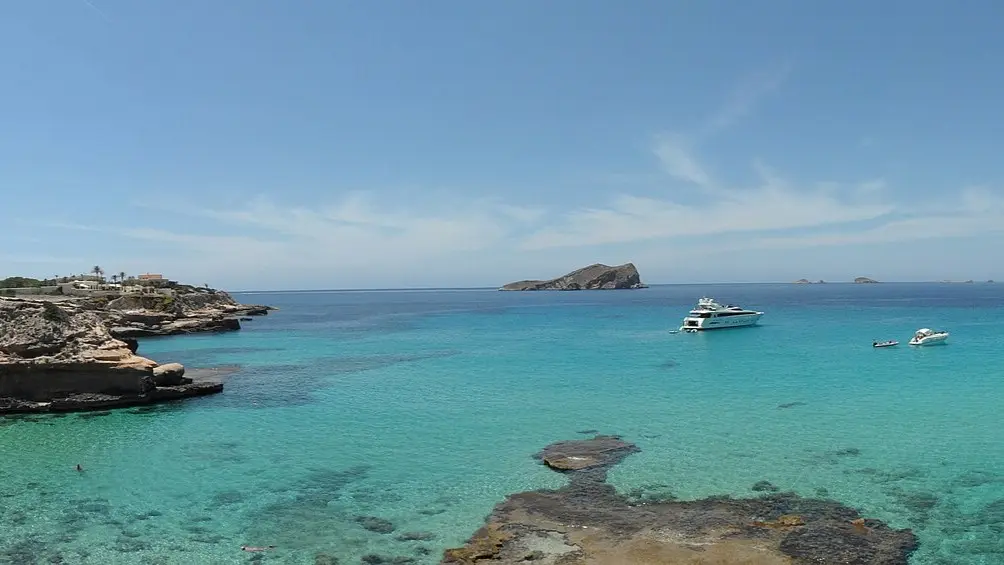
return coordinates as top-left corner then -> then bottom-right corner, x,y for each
241,545 -> 276,552
75,464 -> 83,472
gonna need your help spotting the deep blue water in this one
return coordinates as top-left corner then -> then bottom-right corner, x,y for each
2,283 -> 1003,564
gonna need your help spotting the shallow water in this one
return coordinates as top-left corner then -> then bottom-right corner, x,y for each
2,283 -> 1003,564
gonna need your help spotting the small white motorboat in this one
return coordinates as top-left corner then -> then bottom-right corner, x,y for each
908,328 -> 949,346
873,340 -> 898,348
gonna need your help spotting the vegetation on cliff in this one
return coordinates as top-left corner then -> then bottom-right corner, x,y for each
500,263 -> 644,291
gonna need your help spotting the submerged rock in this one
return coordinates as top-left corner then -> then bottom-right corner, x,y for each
753,480 -> 781,493
535,434 -> 638,476
442,435 -> 918,564
499,263 -> 643,291
356,515 -> 396,534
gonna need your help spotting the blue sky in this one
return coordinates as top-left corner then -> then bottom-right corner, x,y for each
3,1 -> 1004,289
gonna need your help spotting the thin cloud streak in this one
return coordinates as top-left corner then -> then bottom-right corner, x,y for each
701,61 -> 793,138
653,134 -> 712,187
521,139 -> 898,250
78,0 -> 112,22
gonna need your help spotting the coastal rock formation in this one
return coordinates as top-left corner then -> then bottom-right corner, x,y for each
854,277 -> 880,284
0,298 -> 222,413
500,263 -> 643,291
442,435 -> 918,565
95,288 -> 271,338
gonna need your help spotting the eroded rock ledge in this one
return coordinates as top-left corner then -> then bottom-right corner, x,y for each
0,298 -> 225,414
442,435 -> 918,564
95,289 -> 273,338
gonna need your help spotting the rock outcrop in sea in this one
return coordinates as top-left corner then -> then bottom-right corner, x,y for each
95,287 -> 272,338
0,297 -> 222,413
854,277 -> 880,283
500,263 -> 644,291
442,435 -> 918,564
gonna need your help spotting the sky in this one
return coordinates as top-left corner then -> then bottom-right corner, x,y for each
3,1 -> 1004,290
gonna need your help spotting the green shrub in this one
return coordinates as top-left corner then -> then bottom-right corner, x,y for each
0,277 -> 42,289
41,301 -> 66,322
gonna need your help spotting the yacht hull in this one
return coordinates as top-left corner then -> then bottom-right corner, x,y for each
909,334 -> 949,346
680,312 -> 763,331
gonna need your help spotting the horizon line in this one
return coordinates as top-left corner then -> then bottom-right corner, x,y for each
229,280 -> 996,293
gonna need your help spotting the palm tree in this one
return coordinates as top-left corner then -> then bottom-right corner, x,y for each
111,274 -> 119,284
91,266 -> 104,282
119,271 -> 127,283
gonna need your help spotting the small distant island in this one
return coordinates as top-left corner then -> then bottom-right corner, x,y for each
499,263 -> 646,291
854,277 -> 880,284
0,268 -> 273,414
793,279 -> 827,284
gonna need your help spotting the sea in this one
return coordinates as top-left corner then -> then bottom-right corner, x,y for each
2,283 -> 1003,565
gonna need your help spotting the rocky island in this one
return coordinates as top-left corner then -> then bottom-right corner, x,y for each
854,277 -> 880,284
499,263 -> 645,291
0,298 -> 223,413
442,435 -> 918,564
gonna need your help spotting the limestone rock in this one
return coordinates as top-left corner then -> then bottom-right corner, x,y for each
152,363 -> 186,386
854,277 -> 880,283
441,436 -> 918,564
97,289 -> 258,337
0,297 -> 221,413
536,435 -> 639,474
500,263 -> 643,291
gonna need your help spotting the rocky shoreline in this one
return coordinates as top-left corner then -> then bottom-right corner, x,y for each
95,288 -> 271,338
442,435 -> 918,564
0,289 -> 271,414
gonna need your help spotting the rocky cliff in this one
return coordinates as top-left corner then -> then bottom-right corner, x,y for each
92,288 -> 271,338
0,298 -> 221,413
500,263 -> 644,291
854,277 -> 880,284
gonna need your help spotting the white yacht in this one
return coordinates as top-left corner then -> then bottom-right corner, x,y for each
908,328 -> 949,346
679,297 -> 764,332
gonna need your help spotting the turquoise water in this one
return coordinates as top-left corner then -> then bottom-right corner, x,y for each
2,283 -> 1003,564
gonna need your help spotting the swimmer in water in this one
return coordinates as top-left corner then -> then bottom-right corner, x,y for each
241,545 -> 276,552
76,464 -> 83,472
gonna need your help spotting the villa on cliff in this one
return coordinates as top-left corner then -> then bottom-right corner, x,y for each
1,272 -> 181,298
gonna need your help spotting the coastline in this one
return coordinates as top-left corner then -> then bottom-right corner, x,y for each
441,436 -> 918,564
0,288 -> 272,415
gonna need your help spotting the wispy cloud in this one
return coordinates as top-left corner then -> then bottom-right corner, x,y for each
40,172 -> 1004,286
31,64 -> 1004,286
653,134 -> 712,187
521,140 -> 897,250
650,63 -> 792,189
701,62 -> 792,138
717,188 -> 1004,252
78,0 -> 112,23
